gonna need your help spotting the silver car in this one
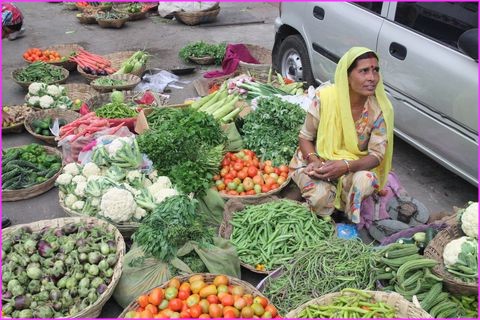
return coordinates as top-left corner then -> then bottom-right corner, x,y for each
272,2 -> 478,185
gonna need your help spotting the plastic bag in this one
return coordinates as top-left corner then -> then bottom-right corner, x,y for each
113,237 -> 240,308
77,128 -> 134,165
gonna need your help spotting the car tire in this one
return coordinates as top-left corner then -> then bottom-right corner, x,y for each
276,35 -> 315,85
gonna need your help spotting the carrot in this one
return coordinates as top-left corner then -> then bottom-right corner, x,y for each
109,122 -> 125,134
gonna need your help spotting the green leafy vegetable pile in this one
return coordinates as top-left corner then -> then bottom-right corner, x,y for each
139,107 -> 226,194
179,41 -> 227,65
242,96 -> 306,166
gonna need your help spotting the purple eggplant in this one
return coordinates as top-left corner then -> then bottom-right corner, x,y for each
61,223 -> 78,235
37,240 -> 54,258
54,228 -> 64,237
2,290 -> 13,299
14,295 -> 31,310
96,283 -> 107,295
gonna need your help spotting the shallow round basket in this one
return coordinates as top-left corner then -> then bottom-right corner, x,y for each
105,51 -> 146,76
285,290 -> 432,318
218,195 -> 328,275
2,105 -> 32,133
112,6 -> 148,21
24,109 -> 80,145
85,90 -> 141,110
118,273 -> 271,317
423,224 -> 478,295
96,16 -> 128,29
12,65 -> 69,90
45,43 -> 84,70
76,13 -> 97,24
220,175 -> 291,201
63,83 -> 99,106
59,198 -> 140,239
174,7 -> 220,26
91,74 -> 141,93
238,44 -> 272,81
2,145 -> 63,202
126,11 -> 148,21
2,216 -> 125,318
63,2 -> 78,10
189,55 -> 216,65
77,3 -> 112,12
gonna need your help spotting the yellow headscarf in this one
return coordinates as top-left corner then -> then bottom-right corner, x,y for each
315,47 -> 394,203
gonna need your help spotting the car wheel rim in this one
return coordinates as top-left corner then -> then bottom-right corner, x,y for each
281,48 -> 304,82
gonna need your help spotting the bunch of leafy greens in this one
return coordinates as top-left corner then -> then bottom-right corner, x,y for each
139,107 -> 226,194
179,41 -> 227,65
133,195 -> 214,262
242,96 -> 306,166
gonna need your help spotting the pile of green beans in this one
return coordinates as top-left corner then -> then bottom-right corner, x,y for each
95,102 -> 137,119
298,288 -> 397,318
230,199 -> 334,271
16,62 -> 65,83
93,78 -> 127,86
263,238 -> 376,315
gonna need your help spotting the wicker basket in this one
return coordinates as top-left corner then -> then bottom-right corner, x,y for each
238,44 -> 272,81
174,7 -> 220,26
2,146 -> 63,202
76,3 -> 112,12
218,196 -> 325,275
2,105 -> 32,133
76,13 -> 97,24
24,109 -> 80,145
45,43 -> 84,70
189,55 -> 216,65
77,50 -> 145,82
2,216 -> 125,318
219,175 -> 291,201
96,16 -> 129,28
423,224 -> 478,295
59,197 -> 140,239
85,90 -> 165,110
12,65 -> 69,90
91,74 -> 141,93
63,83 -> 99,106
285,290 -> 432,318
118,273 -> 271,317
112,5 -> 148,21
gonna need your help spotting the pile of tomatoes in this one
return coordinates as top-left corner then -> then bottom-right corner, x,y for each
213,150 -> 290,196
124,274 -> 280,319
23,48 -> 63,63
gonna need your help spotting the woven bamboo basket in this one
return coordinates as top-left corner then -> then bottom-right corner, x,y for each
189,55 -> 216,65
218,196 -> 333,274
96,16 -> 129,29
76,3 -> 112,12
2,145 -> 63,202
2,105 -> 32,133
219,175 -> 291,201
63,83 -> 99,106
118,273 -> 271,317
2,216 -> 125,318
285,290 -> 433,318
24,109 -> 80,145
423,224 -> 478,295
91,74 -> 141,93
45,43 -> 84,70
76,13 -> 97,24
174,6 -> 220,26
85,90 -> 165,110
12,65 -> 69,90
112,4 -> 148,21
238,44 -> 272,81
59,197 -> 140,239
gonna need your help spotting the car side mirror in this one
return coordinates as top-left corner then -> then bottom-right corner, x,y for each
458,28 -> 478,61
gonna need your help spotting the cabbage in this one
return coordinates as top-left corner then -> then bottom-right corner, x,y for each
110,91 -> 125,104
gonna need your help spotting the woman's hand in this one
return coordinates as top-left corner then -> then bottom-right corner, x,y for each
305,159 -> 325,179
313,160 -> 348,182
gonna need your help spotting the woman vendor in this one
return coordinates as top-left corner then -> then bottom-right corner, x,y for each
290,47 -> 394,224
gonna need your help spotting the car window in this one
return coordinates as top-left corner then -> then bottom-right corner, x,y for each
352,2 -> 382,15
394,2 -> 478,48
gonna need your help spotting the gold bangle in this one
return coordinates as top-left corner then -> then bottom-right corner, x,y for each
343,159 -> 351,173
305,152 -> 320,161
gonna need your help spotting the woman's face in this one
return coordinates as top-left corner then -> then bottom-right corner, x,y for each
348,57 -> 380,97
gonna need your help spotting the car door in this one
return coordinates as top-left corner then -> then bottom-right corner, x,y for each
302,2 -> 388,84
376,2 -> 478,184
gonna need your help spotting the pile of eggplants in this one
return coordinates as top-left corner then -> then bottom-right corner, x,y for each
2,222 -> 119,318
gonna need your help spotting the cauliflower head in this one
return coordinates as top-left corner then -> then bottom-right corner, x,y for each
39,95 -> 55,109
461,202 -> 478,239
63,162 -> 81,176
72,175 -> 87,184
443,236 -> 478,268
74,181 -> 87,197
27,96 -> 41,107
82,162 -> 101,178
64,194 -> 78,208
99,188 -> 137,223
56,173 -> 73,186
46,85 -> 62,98
28,82 -> 46,96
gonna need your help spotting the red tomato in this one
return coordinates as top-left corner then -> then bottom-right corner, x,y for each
140,310 -> 153,318
280,172 -> 288,178
265,305 -> 278,317
168,298 -> 184,312
279,165 -> 289,173
220,294 -> 234,307
230,154 -> 239,161
252,175 -> 264,186
247,166 -> 258,178
224,178 -> 233,185
237,169 -> 248,180
220,167 -> 229,177
270,183 -> 280,190
178,290 -> 190,300
254,297 -> 269,308
233,161 -> 244,171
225,172 -> 235,180
213,174 -> 221,181
252,158 -> 260,168
221,158 -> 231,167
207,295 -> 219,304
261,185 -> 270,193
223,310 -> 236,318
145,304 -> 158,315
274,167 -> 281,175
264,166 -> 274,174
138,295 -> 149,308
148,288 -> 164,306
189,304 -> 203,318
246,190 -> 256,195
180,310 -> 191,318
209,304 -> 223,318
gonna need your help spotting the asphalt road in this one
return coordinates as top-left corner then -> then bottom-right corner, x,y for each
1,2 -> 477,318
